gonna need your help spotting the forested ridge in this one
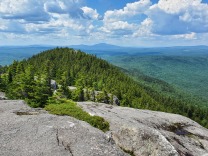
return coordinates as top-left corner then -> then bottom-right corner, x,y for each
106,54 -> 208,106
0,47 -> 207,128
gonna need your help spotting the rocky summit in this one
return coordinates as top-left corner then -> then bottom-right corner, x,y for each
78,102 -> 208,156
0,97 -> 208,156
0,100 -> 127,156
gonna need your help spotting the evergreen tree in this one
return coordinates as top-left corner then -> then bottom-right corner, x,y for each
72,87 -> 84,101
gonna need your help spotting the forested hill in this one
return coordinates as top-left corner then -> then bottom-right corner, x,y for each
0,47 -> 208,128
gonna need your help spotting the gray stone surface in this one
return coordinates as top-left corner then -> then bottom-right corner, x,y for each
0,92 -> 6,100
0,99 -> 128,156
112,95 -> 120,106
78,102 -> 208,156
51,79 -> 58,90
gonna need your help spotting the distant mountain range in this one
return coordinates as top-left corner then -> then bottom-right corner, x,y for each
69,43 -> 124,50
1,43 -> 208,50
1,43 -> 208,66
69,44 -> 208,54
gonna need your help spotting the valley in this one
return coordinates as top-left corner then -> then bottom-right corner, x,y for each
1,47 -> 208,128
1,45 -> 208,107
103,54 -> 208,106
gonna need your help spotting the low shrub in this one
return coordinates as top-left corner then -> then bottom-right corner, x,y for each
45,100 -> 109,132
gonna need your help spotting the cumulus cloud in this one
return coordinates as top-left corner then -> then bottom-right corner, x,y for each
101,0 -> 208,38
104,0 -> 151,22
156,0 -> 201,14
0,20 -> 7,30
173,32 -> 197,40
0,0 -> 50,22
101,0 -> 151,36
148,0 -> 208,35
0,0 -> 207,46
100,21 -> 136,36
25,13 -> 89,36
0,0 -> 101,38
0,0 -> 100,22
133,18 -> 153,37
44,0 -> 86,19
81,7 -> 102,20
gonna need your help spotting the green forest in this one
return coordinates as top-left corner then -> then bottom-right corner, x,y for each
102,54 -> 208,106
0,47 -> 208,128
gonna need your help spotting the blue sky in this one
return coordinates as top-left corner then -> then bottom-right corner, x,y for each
0,0 -> 208,47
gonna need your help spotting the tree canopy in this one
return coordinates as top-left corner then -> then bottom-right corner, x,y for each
0,47 -> 207,128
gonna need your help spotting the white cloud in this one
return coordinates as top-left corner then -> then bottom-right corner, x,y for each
0,19 -> 7,30
0,0 -> 99,38
81,7 -> 101,20
101,21 -> 135,32
104,0 -> 151,22
0,0 -> 29,14
0,0 -> 208,46
148,0 -> 208,35
156,0 -> 201,14
0,0 -> 97,23
44,0 -> 86,19
98,0 -> 208,45
101,0 -> 208,39
133,18 -> 153,37
25,14 -> 86,34
100,21 -> 136,36
0,25 -> 7,30
173,32 -> 197,40
0,0 -> 50,22
101,0 -> 151,36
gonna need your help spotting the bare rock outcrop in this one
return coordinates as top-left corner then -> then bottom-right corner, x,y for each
0,100 -> 128,156
0,92 -> 7,100
78,102 -> 208,156
51,79 -> 58,90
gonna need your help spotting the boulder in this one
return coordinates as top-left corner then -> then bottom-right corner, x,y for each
78,102 -> 208,156
50,80 -> 58,90
68,86 -> 77,91
0,92 -> 7,100
113,95 -> 120,106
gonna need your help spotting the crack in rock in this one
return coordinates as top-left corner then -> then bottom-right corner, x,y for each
65,144 -> 74,156
56,129 -> 60,146
56,129 -> 74,156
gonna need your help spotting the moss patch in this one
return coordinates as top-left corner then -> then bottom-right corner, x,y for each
45,100 -> 109,132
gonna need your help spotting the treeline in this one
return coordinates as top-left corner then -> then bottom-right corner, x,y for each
0,47 -> 207,128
